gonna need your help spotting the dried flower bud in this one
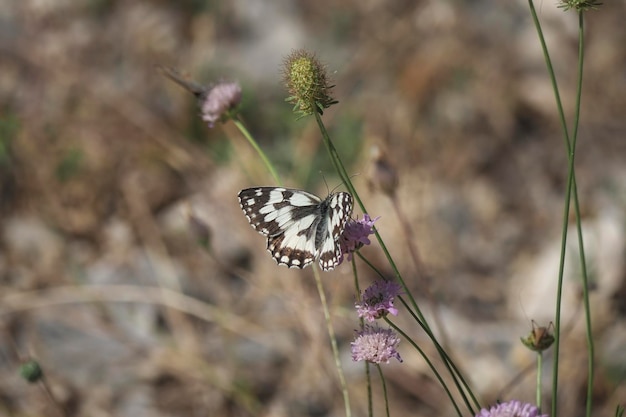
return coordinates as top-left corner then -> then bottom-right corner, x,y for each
187,211 -> 212,250
521,321 -> 555,352
158,66 -> 208,97
282,49 -> 337,118
367,145 -> 398,197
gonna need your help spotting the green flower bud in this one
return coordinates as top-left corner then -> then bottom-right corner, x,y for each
557,0 -> 602,11
20,359 -> 43,383
282,49 -> 338,118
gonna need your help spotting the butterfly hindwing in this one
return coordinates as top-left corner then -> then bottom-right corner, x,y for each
267,231 -> 316,269
318,192 -> 353,270
238,187 -> 353,271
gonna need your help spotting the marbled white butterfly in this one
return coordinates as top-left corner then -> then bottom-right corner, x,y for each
238,187 -> 354,271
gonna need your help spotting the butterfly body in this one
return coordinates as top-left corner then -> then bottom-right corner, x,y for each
238,187 -> 353,271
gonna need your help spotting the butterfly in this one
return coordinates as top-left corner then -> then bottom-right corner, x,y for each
238,187 -> 354,271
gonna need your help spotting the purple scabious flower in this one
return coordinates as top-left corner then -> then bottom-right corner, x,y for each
339,214 -> 380,264
201,81 -> 242,127
356,280 -> 403,322
351,325 -> 402,364
475,400 -> 548,417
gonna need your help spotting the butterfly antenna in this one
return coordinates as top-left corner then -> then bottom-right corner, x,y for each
329,173 -> 360,194
320,172 -> 331,195
347,173 -> 360,183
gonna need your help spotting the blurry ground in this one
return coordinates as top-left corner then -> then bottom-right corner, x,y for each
1,1 -> 625,416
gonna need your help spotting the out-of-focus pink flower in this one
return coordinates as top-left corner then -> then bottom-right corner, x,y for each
201,81 -> 242,128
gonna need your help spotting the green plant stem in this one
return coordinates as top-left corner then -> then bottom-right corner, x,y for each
385,318 -> 463,417
376,364 -> 390,417
234,115 -> 350,414
389,194 -> 450,350
232,117 -> 282,186
352,258 -> 373,417
553,120 -> 571,417
366,362 -> 373,417
312,110 -> 427,328
354,251 -> 386,280
313,265 -> 351,417
536,351 -> 543,412
396,295 -> 478,414
527,4 -> 593,416
356,252 -> 479,412
573,12 -> 594,417
313,104 -> 478,413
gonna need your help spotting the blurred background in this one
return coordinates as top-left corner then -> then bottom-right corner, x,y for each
1,0 -> 625,416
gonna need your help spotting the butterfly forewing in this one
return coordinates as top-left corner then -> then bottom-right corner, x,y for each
238,187 -> 353,271
239,187 -> 320,235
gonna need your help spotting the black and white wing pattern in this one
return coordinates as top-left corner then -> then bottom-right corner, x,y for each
238,187 -> 354,271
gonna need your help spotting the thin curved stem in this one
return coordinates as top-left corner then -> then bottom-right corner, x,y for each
232,117 -> 282,186
313,265 -> 351,417
572,12 -> 594,417
385,318 -> 464,417
376,364 -> 391,417
536,351 -> 543,411
527,4 -> 593,416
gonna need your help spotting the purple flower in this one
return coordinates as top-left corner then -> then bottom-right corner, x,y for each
351,325 -> 402,364
475,400 -> 548,417
339,214 -> 380,263
356,280 -> 403,322
201,81 -> 242,127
